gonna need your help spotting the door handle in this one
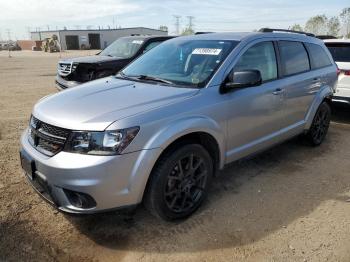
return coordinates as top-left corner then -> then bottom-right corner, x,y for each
272,88 -> 284,95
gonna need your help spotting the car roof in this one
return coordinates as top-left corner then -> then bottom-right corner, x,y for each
324,39 -> 350,43
177,31 -> 322,44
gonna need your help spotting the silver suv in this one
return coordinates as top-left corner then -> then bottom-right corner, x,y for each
20,30 -> 337,220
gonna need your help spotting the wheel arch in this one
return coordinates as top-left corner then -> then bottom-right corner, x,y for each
305,86 -> 333,130
143,116 -> 225,169
129,116 -> 226,204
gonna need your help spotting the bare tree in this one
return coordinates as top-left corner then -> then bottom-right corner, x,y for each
340,7 -> 350,37
305,15 -> 328,35
327,16 -> 340,36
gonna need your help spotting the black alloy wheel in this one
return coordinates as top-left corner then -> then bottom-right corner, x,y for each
144,144 -> 213,220
307,102 -> 331,146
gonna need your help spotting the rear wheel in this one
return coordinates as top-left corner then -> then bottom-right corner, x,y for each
144,144 -> 213,221
305,102 -> 331,146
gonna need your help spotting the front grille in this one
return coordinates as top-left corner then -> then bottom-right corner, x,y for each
58,62 -> 72,77
28,116 -> 70,156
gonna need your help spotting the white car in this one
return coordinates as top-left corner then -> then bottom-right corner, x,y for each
324,39 -> 350,105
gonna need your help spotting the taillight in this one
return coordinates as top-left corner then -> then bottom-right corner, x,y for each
344,70 -> 350,76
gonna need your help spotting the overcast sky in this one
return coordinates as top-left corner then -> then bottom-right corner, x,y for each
0,0 -> 349,40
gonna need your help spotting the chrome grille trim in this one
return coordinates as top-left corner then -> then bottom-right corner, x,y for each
28,116 -> 70,156
58,62 -> 73,77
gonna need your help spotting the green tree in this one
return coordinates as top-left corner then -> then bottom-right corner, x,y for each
305,15 -> 328,35
181,27 -> 195,36
340,7 -> 350,37
327,16 -> 340,36
290,24 -> 303,31
159,25 -> 168,32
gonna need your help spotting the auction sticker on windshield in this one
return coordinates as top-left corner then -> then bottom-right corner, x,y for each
192,48 -> 222,55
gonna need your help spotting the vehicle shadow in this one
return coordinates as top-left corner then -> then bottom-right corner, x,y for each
66,121 -> 350,254
331,103 -> 350,125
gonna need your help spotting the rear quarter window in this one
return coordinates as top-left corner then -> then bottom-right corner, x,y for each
305,43 -> 333,69
278,41 -> 310,76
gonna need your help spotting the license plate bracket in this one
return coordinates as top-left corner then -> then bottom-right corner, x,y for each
20,150 -> 36,180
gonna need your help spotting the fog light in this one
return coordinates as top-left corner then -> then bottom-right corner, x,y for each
63,189 -> 96,209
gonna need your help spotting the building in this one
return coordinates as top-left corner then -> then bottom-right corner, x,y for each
17,40 -> 42,51
30,27 -> 168,50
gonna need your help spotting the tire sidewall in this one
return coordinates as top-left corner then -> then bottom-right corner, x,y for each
309,102 -> 331,145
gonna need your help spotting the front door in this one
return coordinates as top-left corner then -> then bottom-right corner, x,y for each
225,41 -> 285,162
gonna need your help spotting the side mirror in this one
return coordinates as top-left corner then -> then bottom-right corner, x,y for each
221,70 -> 262,93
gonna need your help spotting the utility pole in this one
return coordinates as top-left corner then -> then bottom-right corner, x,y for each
187,16 -> 195,32
6,29 -> 11,58
36,27 -> 42,40
26,27 -> 31,39
173,15 -> 181,35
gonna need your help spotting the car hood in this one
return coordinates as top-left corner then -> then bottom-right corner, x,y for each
60,55 -> 122,64
33,77 -> 199,131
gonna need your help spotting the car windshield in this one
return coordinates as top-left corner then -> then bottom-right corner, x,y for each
99,37 -> 145,58
121,39 -> 238,88
325,43 -> 350,62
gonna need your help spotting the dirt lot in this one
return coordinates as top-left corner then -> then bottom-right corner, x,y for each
1,50 -> 350,262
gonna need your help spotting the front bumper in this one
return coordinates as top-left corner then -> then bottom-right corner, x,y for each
55,75 -> 81,91
20,129 -> 161,214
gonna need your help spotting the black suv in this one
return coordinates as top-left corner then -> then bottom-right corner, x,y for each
55,35 -> 174,90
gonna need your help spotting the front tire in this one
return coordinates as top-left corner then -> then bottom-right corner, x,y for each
144,144 -> 213,221
305,101 -> 331,146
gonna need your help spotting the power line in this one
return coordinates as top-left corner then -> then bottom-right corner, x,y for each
173,15 -> 181,35
187,16 -> 195,31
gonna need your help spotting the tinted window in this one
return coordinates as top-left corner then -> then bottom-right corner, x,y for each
234,41 -> 277,81
100,38 -> 144,58
143,41 -> 163,53
279,41 -> 310,76
325,43 -> 350,62
305,43 -> 332,69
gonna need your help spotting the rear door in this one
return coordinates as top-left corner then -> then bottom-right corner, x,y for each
277,41 -> 315,129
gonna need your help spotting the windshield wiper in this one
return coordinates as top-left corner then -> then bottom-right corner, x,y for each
116,73 -> 174,85
115,71 -> 137,81
136,75 -> 174,85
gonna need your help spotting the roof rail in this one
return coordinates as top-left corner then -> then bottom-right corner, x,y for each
195,32 -> 214,35
258,28 -> 315,37
316,35 -> 337,40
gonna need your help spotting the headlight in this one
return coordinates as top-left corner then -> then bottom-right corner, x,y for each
64,127 -> 139,155
71,63 -> 78,72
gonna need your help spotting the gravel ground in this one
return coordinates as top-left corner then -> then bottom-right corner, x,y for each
1,50 -> 350,262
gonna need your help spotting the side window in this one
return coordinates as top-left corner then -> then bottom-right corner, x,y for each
143,41 -> 162,53
234,41 -> 277,82
305,43 -> 332,69
278,41 -> 310,76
